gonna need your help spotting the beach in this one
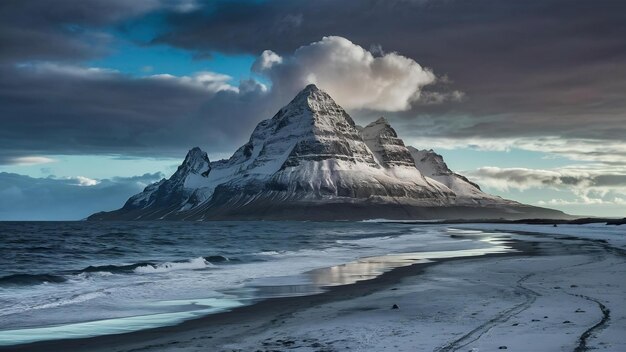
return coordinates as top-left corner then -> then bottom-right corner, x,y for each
4,223 -> 624,352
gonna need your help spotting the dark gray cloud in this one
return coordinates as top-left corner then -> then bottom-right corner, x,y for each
156,0 -> 626,142
0,0 -> 164,63
0,0 -> 625,163
0,63 -> 271,161
0,0 -> 206,63
0,172 -> 164,220
0,0 -> 271,159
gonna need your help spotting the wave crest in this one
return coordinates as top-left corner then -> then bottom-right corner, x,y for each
133,257 -> 214,274
0,273 -> 67,286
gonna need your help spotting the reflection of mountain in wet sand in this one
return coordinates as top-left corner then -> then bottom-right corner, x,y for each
254,232 -> 511,297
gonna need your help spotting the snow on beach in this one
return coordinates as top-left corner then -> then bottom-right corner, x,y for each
458,222 -> 626,248
212,224 -> 625,352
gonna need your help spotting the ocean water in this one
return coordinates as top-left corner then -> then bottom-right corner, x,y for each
0,221 -> 512,345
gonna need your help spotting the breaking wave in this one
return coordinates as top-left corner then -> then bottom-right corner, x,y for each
0,273 -> 67,286
133,257 -> 214,274
0,255 -> 231,287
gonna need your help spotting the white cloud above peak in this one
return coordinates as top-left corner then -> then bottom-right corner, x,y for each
253,36 -> 440,111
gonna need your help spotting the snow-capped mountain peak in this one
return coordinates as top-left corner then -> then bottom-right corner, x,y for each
259,83 -> 378,169
90,85 -> 567,221
179,147 -> 211,177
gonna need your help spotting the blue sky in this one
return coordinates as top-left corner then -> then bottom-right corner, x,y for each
0,0 -> 624,220
91,42 -> 256,81
89,13 -> 261,81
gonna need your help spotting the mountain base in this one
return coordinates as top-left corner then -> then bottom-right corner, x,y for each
89,202 -> 570,221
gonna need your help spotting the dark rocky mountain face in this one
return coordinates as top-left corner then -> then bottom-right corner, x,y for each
90,85 -> 570,221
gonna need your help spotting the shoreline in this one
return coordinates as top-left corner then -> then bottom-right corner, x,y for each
5,225 -> 625,352
3,237 -> 533,352
381,217 -> 626,226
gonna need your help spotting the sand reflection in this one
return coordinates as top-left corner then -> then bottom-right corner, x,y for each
254,234 -> 513,297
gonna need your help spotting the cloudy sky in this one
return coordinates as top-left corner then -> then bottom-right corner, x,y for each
1,0 -> 624,219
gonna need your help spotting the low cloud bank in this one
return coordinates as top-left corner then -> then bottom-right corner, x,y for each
0,172 -> 163,220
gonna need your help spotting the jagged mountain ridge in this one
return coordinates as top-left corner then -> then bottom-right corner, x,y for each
407,147 -> 498,202
90,84 -> 568,221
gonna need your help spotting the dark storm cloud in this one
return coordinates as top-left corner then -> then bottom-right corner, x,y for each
156,0 -> 626,142
0,0 -> 259,160
0,64 -> 273,161
1,0 -> 625,162
0,172 -> 164,220
0,0 -> 165,63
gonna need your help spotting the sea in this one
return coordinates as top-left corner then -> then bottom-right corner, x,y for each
0,221 -> 512,346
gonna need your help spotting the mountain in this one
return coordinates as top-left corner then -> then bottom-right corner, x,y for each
407,147 -> 502,203
89,84 -> 568,221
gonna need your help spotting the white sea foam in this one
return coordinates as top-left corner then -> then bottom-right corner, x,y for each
255,250 -> 283,256
133,257 -> 214,274
33,291 -> 105,310
361,219 -> 445,223
0,298 -> 245,346
0,291 -> 106,317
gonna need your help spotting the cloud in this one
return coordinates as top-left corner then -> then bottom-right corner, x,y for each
0,36 -> 447,160
0,62 -> 261,159
170,0 -> 200,13
72,176 -> 100,187
254,36 -> 439,111
468,166 -> 626,190
537,198 -> 626,206
0,0 -> 199,63
1,0 -> 625,174
467,166 -> 626,206
252,50 -> 283,72
149,71 -> 238,92
156,0 -> 626,143
1,156 -> 56,166
0,1 -> 155,63
0,172 -> 164,220
402,135 -> 626,166
468,167 -> 581,191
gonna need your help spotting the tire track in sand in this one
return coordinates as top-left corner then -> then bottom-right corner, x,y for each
571,293 -> 611,352
435,273 -> 539,352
